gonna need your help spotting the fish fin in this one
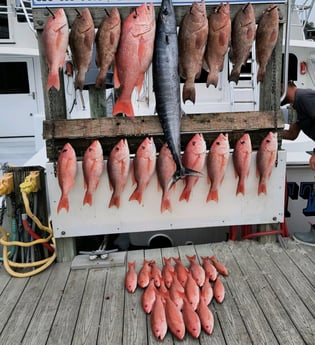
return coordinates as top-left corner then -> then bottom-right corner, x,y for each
179,187 -> 191,202
113,58 -> 120,88
46,70 -> 60,91
169,168 -> 202,190
182,82 -> 196,104
229,67 -> 241,84
109,193 -> 120,208
206,189 -> 219,203
129,188 -> 142,204
95,71 -> 107,88
83,192 -> 93,206
161,195 -> 172,213
257,66 -> 266,83
206,72 -> 218,88
74,71 -> 85,90
112,97 -> 134,117
136,74 -> 145,95
236,181 -> 245,195
258,182 -> 267,195
57,195 -> 69,213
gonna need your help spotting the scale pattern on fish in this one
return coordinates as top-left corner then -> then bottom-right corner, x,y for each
229,3 -> 256,84
113,3 -> 156,117
178,0 -> 208,104
82,140 -> 104,206
69,8 -> 95,90
256,4 -> 279,83
204,2 -> 231,88
95,8 -> 121,88
57,143 -> 77,213
42,8 -> 69,91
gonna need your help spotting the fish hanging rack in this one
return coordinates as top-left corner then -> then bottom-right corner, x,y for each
32,3 -> 286,161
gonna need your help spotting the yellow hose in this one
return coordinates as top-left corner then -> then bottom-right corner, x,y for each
0,176 -> 57,278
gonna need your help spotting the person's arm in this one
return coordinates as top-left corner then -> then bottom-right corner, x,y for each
282,123 -> 301,140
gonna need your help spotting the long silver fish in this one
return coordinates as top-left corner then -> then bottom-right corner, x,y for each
153,0 -> 199,186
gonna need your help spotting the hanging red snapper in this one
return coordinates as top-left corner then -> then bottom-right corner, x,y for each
129,137 -> 156,204
69,8 -> 95,90
206,133 -> 230,202
95,8 -> 121,88
179,133 -> 206,202
57,143 -> 77,213
229,3 -> 256,84
204,3 -> 231,88
42,8 -> 69,91
256,4 -> 279,82
178,0 -> 208,103
113,3 -> 156,117
156,143 -> 176,213
256,132 -> 278,195
233,133 -> 252,195
107,139 -> 130,208
82,140 -> 104,206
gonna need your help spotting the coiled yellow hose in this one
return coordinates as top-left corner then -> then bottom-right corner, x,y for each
0,172 -> 56,278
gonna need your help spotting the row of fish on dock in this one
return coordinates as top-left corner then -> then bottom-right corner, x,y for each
124,254 -> 228,340
42,1 -> 279,107
56,130 -> 278,214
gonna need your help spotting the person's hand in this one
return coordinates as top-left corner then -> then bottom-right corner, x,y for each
309,153 -> 315,170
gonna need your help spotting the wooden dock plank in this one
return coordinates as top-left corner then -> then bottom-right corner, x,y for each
122,250 -> 148,345
264,243 -> 315,317
22,263 -> 71,345
97,265 -> 126,345
0,266 -> 52,345
229,241 -> 306,345
0,274 -> 29,335
219,243 -> 279,345
46,269 -> 89,345
247,242 -> 315,345
71,268 -> 107,345
284,242 -> 315,287
0,267 -> 11,295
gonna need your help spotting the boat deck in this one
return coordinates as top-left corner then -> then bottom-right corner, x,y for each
0,239 -> 314,345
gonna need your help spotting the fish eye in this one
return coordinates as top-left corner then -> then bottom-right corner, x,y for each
216,141 -> 221,145
240,140 -> 245,144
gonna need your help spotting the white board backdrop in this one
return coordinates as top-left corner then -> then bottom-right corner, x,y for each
46,150 -> 286,238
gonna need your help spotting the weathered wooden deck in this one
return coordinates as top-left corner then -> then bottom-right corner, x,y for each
0,239 -> 314,345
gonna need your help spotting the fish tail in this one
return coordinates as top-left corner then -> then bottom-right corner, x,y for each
257,67 -> 266,83
46,70 -> 60,91
168,167 -> 202,190
161,194 -> 172,213
206,189 -> 219,203
95,72 -> 106,88
206,72 -> 218,88
129,187 -> 142,204
57,195 -> 69,213
109,193 -> 120,208
229,67 -> 241,84
258,182 -> 267,195
112,97 -> 135,118
83,192 -> 93,206
179,187 -> 191,202
182,82 -> 196,104
74,71 -> 85,90
236,180 -> 245,196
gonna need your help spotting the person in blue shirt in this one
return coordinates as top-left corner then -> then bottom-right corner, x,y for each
282,80 -> 315,170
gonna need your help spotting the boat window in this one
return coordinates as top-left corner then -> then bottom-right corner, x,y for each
0,61 -> 30,94
0,0 -> 9,39
282,53 -> 298,82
